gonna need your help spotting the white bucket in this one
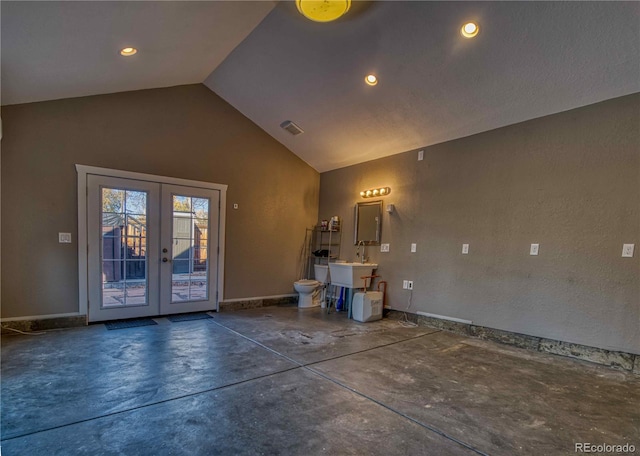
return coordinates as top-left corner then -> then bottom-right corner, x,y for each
352,291 -> 383,323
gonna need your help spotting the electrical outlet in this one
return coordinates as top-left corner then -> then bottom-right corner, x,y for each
233,203 -> 239,210
411,243 -> 417,253
530,243 -> 539,256
407,281 -> 413,290
381,243 -> 390,253
622,244 -> 635,258
418,150 -> 424,161
402,280 -> 408,289
462,243 -> 469,254
58,233 -> 72,243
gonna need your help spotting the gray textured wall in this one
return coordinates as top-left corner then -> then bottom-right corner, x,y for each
320,94 -> 639,354
1,84 -> 319,318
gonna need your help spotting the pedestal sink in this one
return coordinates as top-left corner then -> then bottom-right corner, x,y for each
328,262 -> 378,289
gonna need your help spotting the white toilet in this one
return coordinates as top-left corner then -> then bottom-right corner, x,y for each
294,279 -> 321,308
293,265 -> 330,308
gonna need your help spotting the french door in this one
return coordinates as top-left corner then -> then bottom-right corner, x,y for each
87,175 -> 220,322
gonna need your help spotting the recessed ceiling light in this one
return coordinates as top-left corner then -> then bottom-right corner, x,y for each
296,0 -> 351,23
460,22 -> 479,38
365,74 -> 378,86
120,47 -> 138,56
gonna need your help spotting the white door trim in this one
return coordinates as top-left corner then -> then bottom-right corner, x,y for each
76,164 -> 227,318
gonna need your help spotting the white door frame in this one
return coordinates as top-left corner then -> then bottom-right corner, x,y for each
76,164 -> 227,318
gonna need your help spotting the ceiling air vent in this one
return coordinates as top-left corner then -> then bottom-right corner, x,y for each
280,120 -> 304,136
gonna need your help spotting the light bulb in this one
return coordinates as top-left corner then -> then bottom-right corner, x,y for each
461,22 -> 479,38
120,47 -> 138,56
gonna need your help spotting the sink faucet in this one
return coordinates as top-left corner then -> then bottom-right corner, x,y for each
356,241 -> 367,264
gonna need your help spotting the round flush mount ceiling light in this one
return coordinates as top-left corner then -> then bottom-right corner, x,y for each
365,74 -> 378,86
119,47 -> 138,56
296,0 -> 351,23
460,22 -> 479,38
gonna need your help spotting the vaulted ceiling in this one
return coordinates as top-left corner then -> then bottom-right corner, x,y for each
2,1 -> 639,172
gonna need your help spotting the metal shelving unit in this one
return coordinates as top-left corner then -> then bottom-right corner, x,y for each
305,225 -> 341,279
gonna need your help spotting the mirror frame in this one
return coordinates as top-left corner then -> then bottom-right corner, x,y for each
354,200 -> 382,245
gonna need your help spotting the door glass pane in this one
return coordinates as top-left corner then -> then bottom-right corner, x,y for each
172,259 -> 190,275
101,187 -> 148,308
125,260 -> 146,280
103,276 -> 124,307
126,191 -> 147,215
125,236 -> 146,259
171,194 -> 210,303
125,282 -> 146,306
171,270 -> 189,303
189,261 -> 208,300
192,198 -> 209,218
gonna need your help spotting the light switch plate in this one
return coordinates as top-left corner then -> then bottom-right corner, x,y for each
59,233 -> 72,243
381,243 -> 390,252
411,243 -> 417,253
418,150 -> 424,161
622,244 -> 635,258
530,243 -> 539,256
462,244 -> 469,254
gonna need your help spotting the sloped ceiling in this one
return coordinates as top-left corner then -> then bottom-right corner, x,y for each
0,1 -> 277,105
2,1 -> 639,172
206,1 -> 640,172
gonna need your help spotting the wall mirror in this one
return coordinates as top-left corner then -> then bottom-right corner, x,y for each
354,200 -> 382,245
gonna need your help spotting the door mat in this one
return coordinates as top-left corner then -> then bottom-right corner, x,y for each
105,318 -> 158,330
166,312 -> 213,323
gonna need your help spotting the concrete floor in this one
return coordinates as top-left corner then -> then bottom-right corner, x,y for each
1,305 -> 638,455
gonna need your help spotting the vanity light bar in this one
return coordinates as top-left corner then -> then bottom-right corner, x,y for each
360,187 -> 391,198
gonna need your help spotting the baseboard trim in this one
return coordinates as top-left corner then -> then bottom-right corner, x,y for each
219,294 -> 297,311
221,293 -> 297,303
1,312 -> 83,322
386,310 -> 639,373
1,314 -> 87,333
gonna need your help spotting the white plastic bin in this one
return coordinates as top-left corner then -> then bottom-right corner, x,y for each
352,291 -> 383,322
